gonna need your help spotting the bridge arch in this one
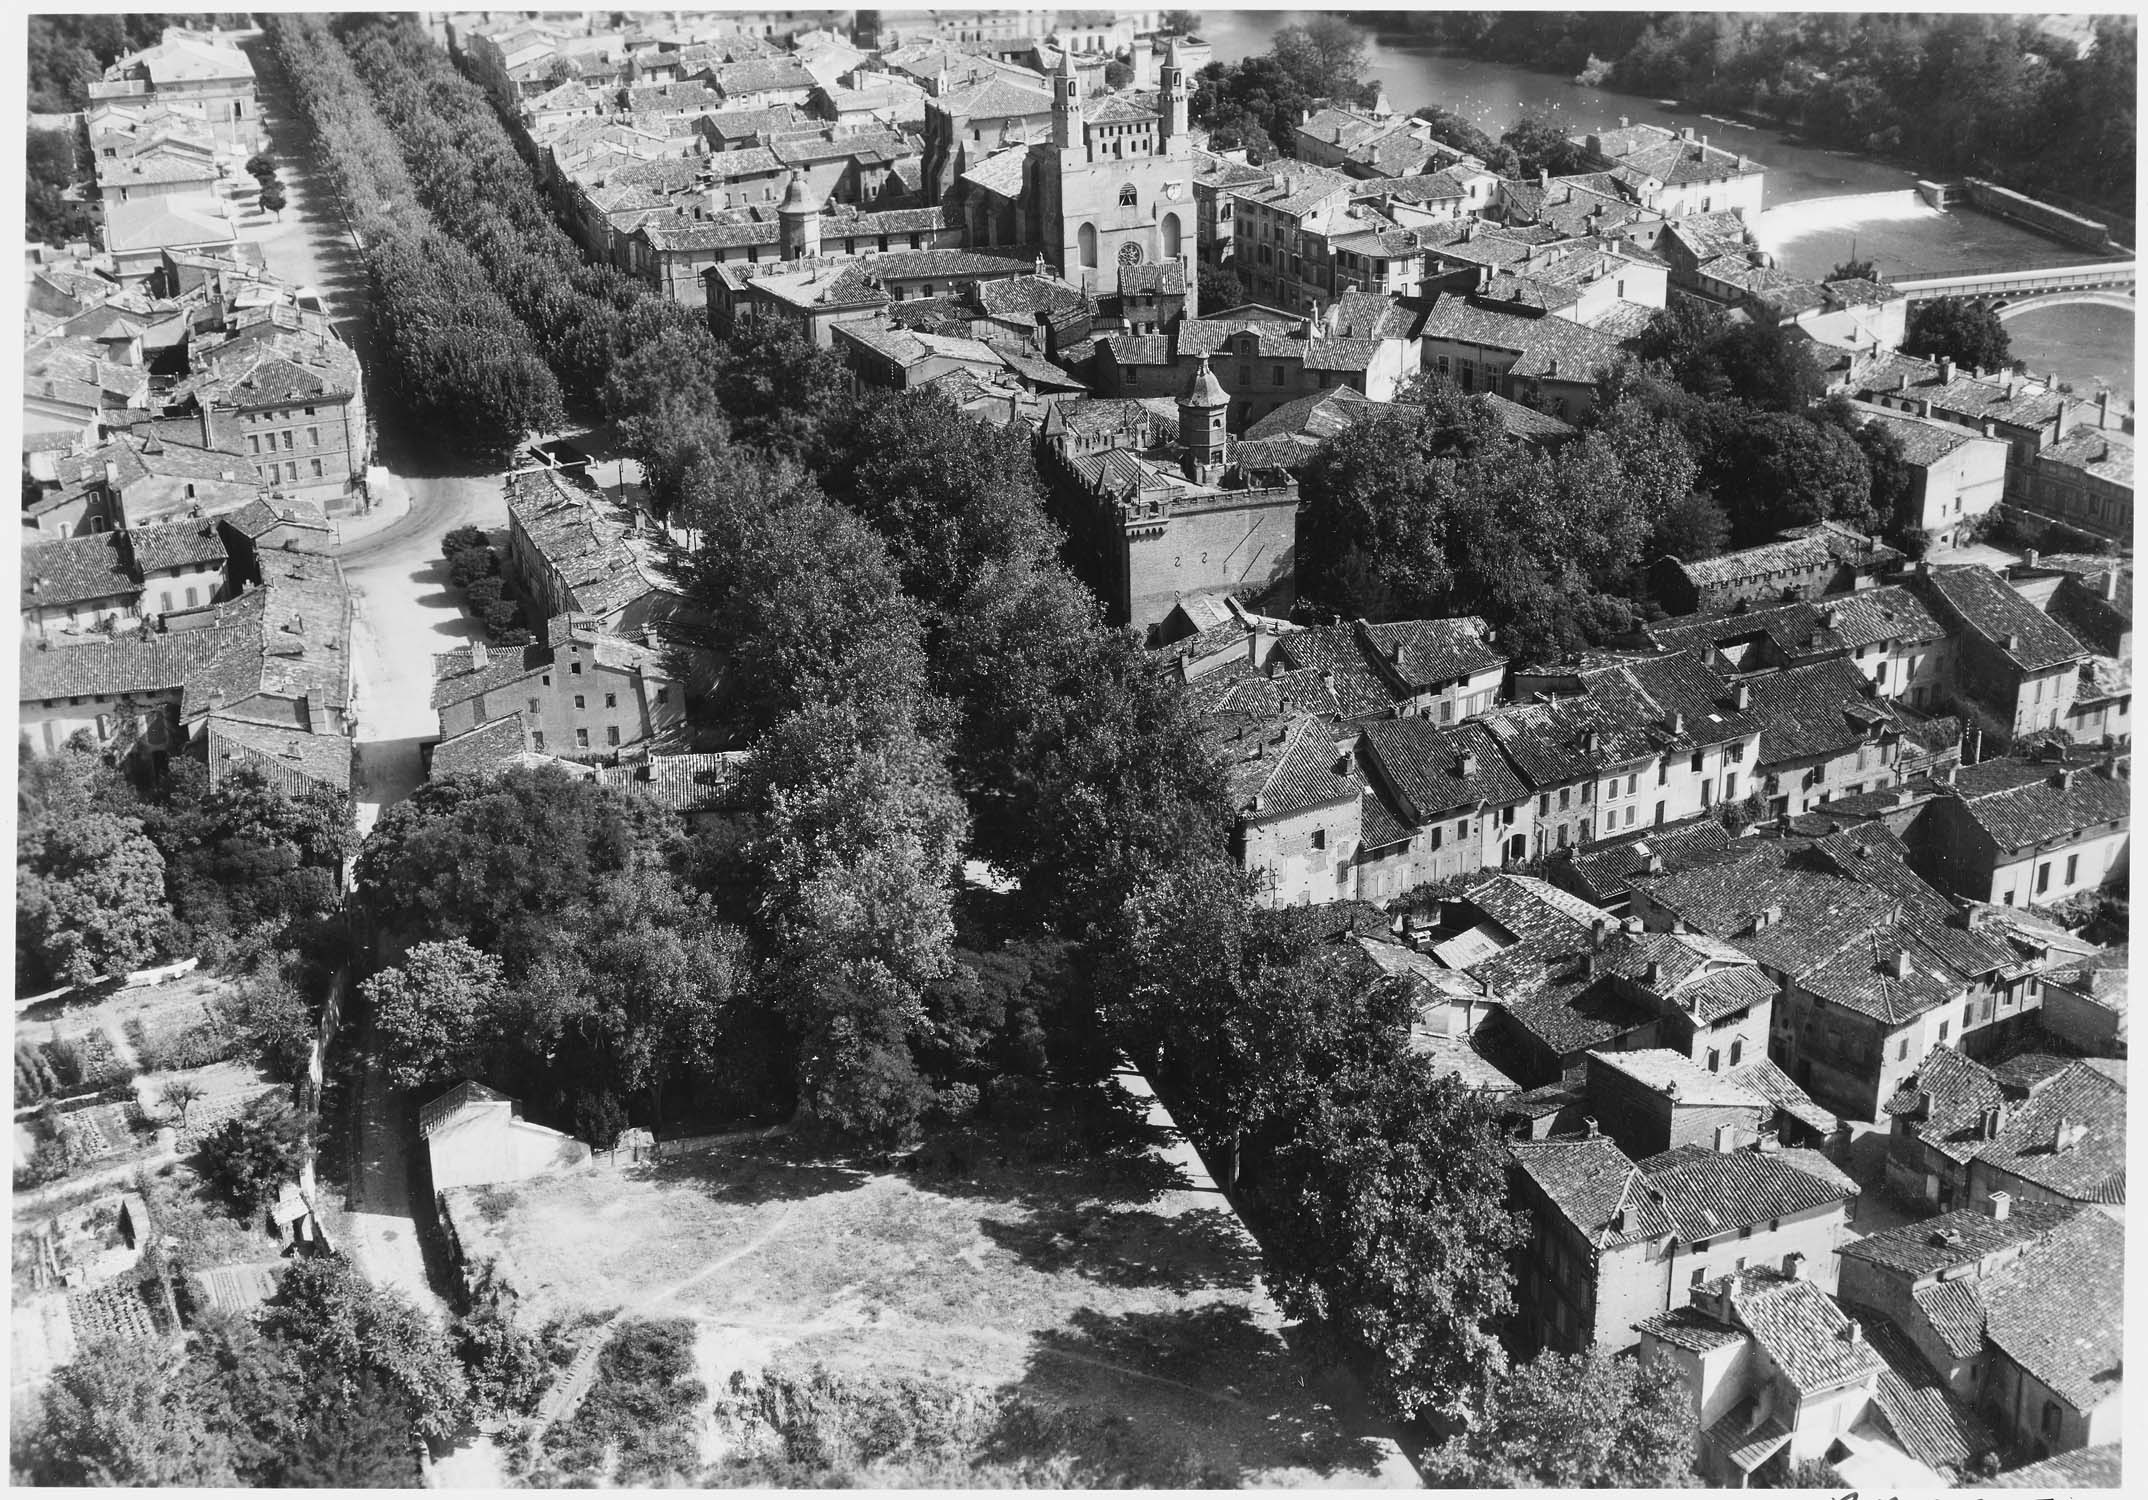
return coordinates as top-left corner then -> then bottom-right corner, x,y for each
1993,290 -> 2136,321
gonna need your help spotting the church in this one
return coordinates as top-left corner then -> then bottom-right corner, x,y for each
929,42 -> 1199,296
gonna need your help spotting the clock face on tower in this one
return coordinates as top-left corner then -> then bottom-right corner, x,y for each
1118,241 -> 1145,266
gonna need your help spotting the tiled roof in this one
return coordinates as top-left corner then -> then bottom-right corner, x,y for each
1744,657 -> 1909,768
129,518 -> 227,575
1910,1278 -> 1987,1358
1216,713 -> 1356,821
1357,616 -> 1504,690
1269,624 -> 1407,721
1979,1210 -> 2125,1412
1943,759 -> 2130,853
1360,717 -> 1529,821
1636,1304 -> 1747,1353
1971,1060 -> 2127,1205
22,532 -> 137,609
1919,564 -> 2088,671
2039,421 -> 2133,487
430,714 -> 531,779
1723,1057 -> 1839,1137
1416,295 -> 1622,381
202,715 -> 352,796
710,56 -> 815,96
594,751 -> 747,812
1706,1268 -> 1886,1394
1857,404 -> 1983,467
1676,525 -> 1896,590
1590,1047 -> 1770,1108
1862,1316 -> 1999,1477
504,468 -> 684,622
1991,1445 -> 2123,1488
1637,1148 -> 1852,1243
1476,391 -> 1577,442
1509,1135 -> 1675,1248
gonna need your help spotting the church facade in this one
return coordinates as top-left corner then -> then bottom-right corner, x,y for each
933,44 -> 1199,296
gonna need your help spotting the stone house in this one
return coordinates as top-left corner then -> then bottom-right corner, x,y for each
430,615 -> 687,765
1851,402 -> 2009,549
1509,1131 -> 1855,1359
1908,564 -> 2090,747
1882,1048 -> 2125,1216
502,466 -> 691,640
1629,825 -> 2027,1122
1583,1048 -> 1771,1159
1650,523 -> 1902,618
1908,755 -> 2129,909
1638,1268 -> 1888,1486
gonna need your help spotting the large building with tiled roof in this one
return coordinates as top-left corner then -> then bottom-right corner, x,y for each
1850,400 -> 2009,547
19,542 -> 355,796
89,28 -> 260,149
1650,520 -> 1903,617
1509,1127 -> 1854,1360
501,466 -> 691,639
2012,399 -> 2132,544
430,614 -> 687,768
1640,1267 -> 1891,1486
1640,585 -> 1952,709
1415,292 -> 1624,423
1908,563 -> 2091,746
20,517 -> 228,643
1883,1045 -> 2125,1217
1909,752 -> 2129,908
1573,119 -> 1766,220
1628,824 -> 2026,1121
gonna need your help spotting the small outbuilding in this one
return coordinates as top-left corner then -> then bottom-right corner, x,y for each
420,1081 -> 591,1192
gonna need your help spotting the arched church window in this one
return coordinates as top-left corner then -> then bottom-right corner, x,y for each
1161,212 -> 1181,259
1078,222 -> 1098,268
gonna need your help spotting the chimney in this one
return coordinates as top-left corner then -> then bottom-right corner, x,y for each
199,406 -> 216,447
1458,751 -> 1478,778
1664,1080 -> 1680,1101
1938,356 -> 1955,384
1619,115 -> 1629,129
2097,390 -> 2111,427
1841,1318 -> 1862,1345
1645,958 -> 1662,987
1591,916 -> 1608,950
1980,1104 -> 2005,1140
1714,1122 -> 1738,1153
1988,1189 -> 2011,1221
1783,1250 -> 1806,1280
470,639 -> 490,671
1666,709 -> 1684,735
2104,569 -> 2122,602
1890,950 -> 1912,980
2025,548 -> 2040,569
1732,681 -> 1752,711
104,458 -> 120,488
2003,632 -> 2020,653
1582,1116 -> 1600,1139
1757,1129 -> 1780,1155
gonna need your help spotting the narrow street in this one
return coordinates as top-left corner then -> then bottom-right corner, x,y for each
240,37 -> 507,1484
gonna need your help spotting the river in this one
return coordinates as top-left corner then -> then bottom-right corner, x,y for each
1203,11 -> 2134,403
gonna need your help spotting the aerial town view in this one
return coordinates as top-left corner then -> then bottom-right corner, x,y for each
10,6 -> 2132,1489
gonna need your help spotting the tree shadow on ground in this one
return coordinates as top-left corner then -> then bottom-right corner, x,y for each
628,1132 -> 873,1206
898,1078 -> 1192,1211
977,1204 -> 1259,1294
974,1303 -> 1389,1486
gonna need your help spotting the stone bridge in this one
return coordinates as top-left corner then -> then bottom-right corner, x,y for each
1893,261 -> 2136,321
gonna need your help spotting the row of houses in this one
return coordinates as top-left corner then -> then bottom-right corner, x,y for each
25,248 -> 371,528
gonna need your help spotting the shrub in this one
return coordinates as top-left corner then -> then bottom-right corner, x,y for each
544,1319 -> 704,1484
198,1093 -> 312,1212
446,545 -> 497,590
140,1016 -> 245,1074
15,1040 -> 61,1104
442,525 -> 489,556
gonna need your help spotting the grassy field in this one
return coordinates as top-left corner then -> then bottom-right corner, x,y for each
453,1100 -> 1411,1487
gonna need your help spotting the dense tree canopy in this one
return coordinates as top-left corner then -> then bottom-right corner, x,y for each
1189,18 -> 1380,162
1903,297 -> 2014,374
17,810 -> 170,989
1392,12 -> 2137,214
1422,1349 -> 1698,1487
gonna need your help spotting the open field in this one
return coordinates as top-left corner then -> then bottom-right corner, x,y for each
453,1114 -> 1411,1487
